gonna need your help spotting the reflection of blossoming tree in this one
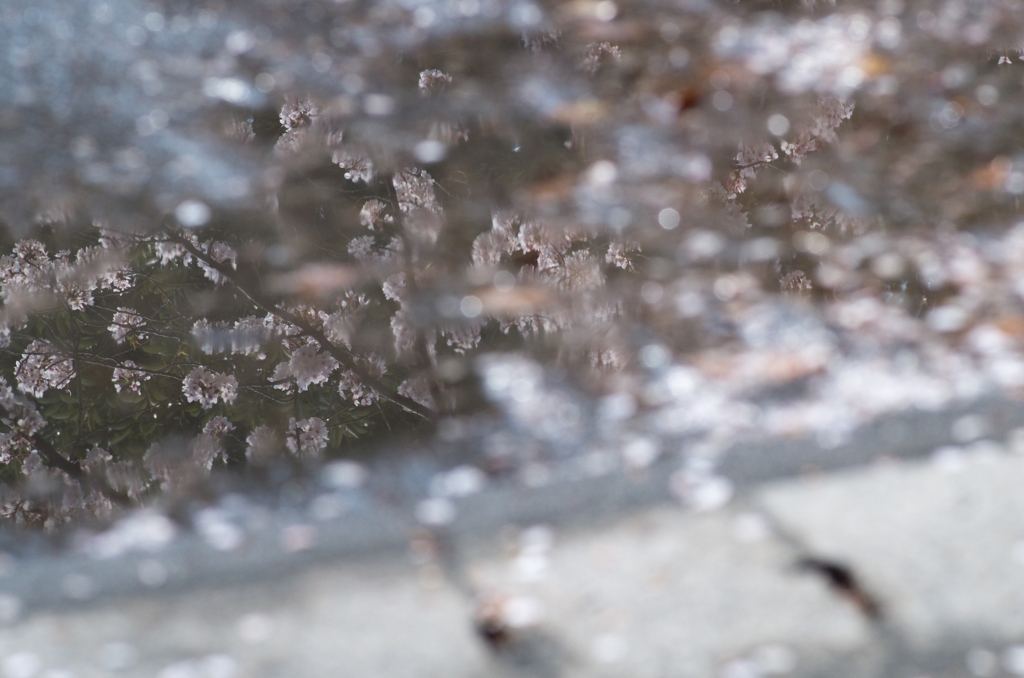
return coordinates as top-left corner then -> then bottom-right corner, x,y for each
6,0 -> 1024,540
0,28 -> 866,528
0,126 -> 654,528
0,213 -> 447,524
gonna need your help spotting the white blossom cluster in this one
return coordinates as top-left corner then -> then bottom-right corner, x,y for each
578,42 -> 622,75
197,241 -> 239,285
193,416 -> 236,471
280,96 -> 319,131
155,242 -> 191,266
152,232 -> 237,285
108,307 -> 147,345
467,211 -> 626,354
724,97 -> 854,204
112,361 -> 150,395
276,96 -> 338,155
394,168 -> 444,244
418,69 -> 453,96
271,343 -> 339,393
0,240 -> 132,304
333,150 -> 375,183
0,377 -> 44,464
780,98 -> 856,165
347,235 -> 378,262
286,416 -> 329,459
712,96 -> 858,239
0,239 -> 131,344
728,143 -> 780,198
276,97 -> 367,179
444,326 -> 482,355
182,368 -> 238,409
0,241 -> 54,297
359,200 -> 392,231
337,353 -> 386,406
15,340 -> 75,398
471,213 -> 618,291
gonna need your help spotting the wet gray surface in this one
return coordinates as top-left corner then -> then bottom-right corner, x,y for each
0,401 -> 1022,676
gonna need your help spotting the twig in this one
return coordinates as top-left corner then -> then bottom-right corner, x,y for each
162,228 -> 435,422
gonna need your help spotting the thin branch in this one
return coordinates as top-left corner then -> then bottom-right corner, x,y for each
163,228 -> 435,421
69,309 -> 85,460
34,436 -> 82,479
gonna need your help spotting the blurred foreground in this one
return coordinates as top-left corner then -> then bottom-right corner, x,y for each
3,0 -> 1024,674
0,399 -> 1021,676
